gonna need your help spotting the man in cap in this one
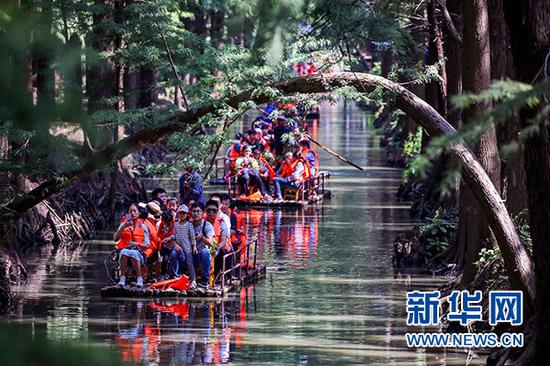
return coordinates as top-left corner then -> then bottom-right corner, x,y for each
273,115 -> 291,157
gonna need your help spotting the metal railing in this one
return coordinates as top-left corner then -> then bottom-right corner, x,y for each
215,239 -> 259,288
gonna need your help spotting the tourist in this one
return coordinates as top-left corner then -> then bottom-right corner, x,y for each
179,163 -> 206,206
114,204 -> 150,287
151,188 -> 168,209
244,129 -> 261,150
209,193 -> 231,230
273,116 -> 291,157
146,201 -> 162,227
273,152 -> 305,202
253,145 -> 275,194
163,204 -> 197,288
299,140 -> 318,177
165,197 -> 178,218
204,200 -> 232,281
225,133 -> 243,176
235,146 -> 271,201
191,203 -> 213,289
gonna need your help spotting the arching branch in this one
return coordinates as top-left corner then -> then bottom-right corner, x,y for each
1,72 -> 535,304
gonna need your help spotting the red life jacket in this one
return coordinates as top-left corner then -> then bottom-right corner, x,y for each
260,156 -> 275,181
157,220 -> 175,241
116,217 -> 146,250
228,144 -> 241,171
287,158 -> 308,182
280,161 -> 293,178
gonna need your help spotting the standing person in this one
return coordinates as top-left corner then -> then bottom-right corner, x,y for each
299,140 -> 318,177
273,116 -> 291,157
114,204 -> 150,287
204,200 -> 232,282
179,163 -> 206,206
162,205 -> 197,288
190,203 -> 213,289
151,188 -> 168,209
272,152 -> 306,202
146,201 -> 162,227
244,129 -> 261,150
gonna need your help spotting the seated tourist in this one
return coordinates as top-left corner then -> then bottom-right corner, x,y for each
235,145 -> 271,201
204,200 -> 232,282
252,146 -> 275,194
162,205 -> 197,288
273,152 -> 306,202
114,204 -> 150,287
190,203 -> 214,289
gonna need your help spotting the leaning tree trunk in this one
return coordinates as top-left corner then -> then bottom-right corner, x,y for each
0,72 -> 535,308
503,0 -> 550,364
458,0 -> 502,288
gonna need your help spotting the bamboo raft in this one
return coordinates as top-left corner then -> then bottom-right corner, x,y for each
235,189 -> 331,208
101,241 -> 265,299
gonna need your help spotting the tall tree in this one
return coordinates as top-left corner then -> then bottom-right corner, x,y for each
503,0 -> 550,362
458,0 -> 501,287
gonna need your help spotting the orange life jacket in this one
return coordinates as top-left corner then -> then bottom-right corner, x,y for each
116,218 -> 146,250
143,219 -> 160,258
286,158 -> 308,182
209,216 -> 232,252
280,161 -> 293,178
228,144 -> 241,171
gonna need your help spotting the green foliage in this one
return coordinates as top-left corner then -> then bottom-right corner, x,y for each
402,127 -> 423,182
419,210 -> 456,255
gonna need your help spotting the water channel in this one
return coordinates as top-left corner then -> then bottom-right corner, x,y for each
9,102 -> 483,365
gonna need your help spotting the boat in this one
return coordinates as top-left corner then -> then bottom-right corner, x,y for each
101,240 -> 265,298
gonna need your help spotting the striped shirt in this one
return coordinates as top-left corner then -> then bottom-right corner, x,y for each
170,220 -> 196,253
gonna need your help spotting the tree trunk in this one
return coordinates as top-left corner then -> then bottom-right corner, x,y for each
488,0 -> 528,217
0,72 -> 535,306
503,0 -> 550,363
458,0 -> 501,287
86,0 -> 116,149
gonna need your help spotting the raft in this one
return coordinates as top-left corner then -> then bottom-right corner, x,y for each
235,189 -> 331,208
101,263 -> 266,298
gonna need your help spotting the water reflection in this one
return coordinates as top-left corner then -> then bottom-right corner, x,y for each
111,286 -> 256,364
245,207 -> 320,270
8,102 -> 486,365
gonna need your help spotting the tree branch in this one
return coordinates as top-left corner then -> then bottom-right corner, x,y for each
1,72 -> 534,304
437,0 -> 463,44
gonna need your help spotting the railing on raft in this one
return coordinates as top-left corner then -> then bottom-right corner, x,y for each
215,239 -> 259,289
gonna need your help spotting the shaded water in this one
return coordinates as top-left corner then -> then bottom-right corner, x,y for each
9,103 -> 483,365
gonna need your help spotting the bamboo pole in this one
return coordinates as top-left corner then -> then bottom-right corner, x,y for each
306,135 -> 364,171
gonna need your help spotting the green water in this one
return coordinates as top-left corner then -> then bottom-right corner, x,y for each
8,102 -> 483,365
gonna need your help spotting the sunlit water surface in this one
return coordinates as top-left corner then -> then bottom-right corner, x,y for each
9,103 -> 484,365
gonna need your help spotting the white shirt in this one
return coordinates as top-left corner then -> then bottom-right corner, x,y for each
219,212 -> 231,231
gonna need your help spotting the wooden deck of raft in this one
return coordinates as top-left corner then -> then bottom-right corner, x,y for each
101,264 -> 266,299
235,189 -> 332,208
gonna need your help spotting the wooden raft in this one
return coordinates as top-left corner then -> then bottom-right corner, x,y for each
101,264 -> 266,299
235,189 -> 331,208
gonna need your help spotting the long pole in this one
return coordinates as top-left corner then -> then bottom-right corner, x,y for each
306,135 -> 364,171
